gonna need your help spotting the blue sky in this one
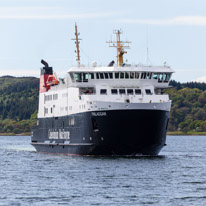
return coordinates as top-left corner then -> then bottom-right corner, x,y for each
1,0 -> 206,82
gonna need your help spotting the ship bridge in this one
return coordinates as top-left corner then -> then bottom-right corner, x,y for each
67,65 -> 174,89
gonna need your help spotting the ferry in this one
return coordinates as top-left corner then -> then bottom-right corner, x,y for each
31,24 -> 174,155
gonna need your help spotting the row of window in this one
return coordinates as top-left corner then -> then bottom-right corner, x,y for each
45,94 -> 58,101
45,106 -> 74,115
60,106 -> 73,111
45,107 -> 53,114
53,94 -> 58,100
45,108 -> 49,114
100,88 -> 152,95
72,72 -> 171,83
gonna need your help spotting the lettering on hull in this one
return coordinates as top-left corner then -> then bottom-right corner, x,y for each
48,130 -> 70,139
92,112 -> 107,117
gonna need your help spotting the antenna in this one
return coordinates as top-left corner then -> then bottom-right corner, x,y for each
146,26 -> 152,66
106,29 -> 131,67
71,23 -> 82,67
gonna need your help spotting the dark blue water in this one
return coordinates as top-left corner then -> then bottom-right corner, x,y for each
1,136 -> 206,206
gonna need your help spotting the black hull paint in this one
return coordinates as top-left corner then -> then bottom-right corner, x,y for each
31,110 -> 169,156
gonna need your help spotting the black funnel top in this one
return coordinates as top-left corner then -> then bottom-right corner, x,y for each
40,59 -> 53,75
41,59 -> 49,67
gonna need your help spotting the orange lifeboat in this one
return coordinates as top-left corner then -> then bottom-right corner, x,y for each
46,75 -> 59,86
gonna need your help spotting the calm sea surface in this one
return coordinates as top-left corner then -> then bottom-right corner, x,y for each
0,136 -> 206,206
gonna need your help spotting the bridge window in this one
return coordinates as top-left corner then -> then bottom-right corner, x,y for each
70,73 -> 74,81
153,73 -> 158,80
120,72 -> 124,79
109,73 -> 113,79
146,73 -> 152,79
163,73 -> 167,83
135,89 -> 141,95
145,89 -> 152,95
141,72 -> 147,79
88,73 -> 94,79
83,73 -> 89,82
100,89 -> 107,95
111,89 -> 118,94
96,73 -> 100,79
127,89 -> 133,95
141,72 -> 151,79
119,89 -> 126,94
100,73 -> 104,79
125,72 -> 129,79
164,73 -> 171,82
115,72 -> 119,79
135,72 -> 139,79
158,73 -> 163,82
74,73 -> 82,82
130,72 -> 134,79
104,73 -> 109,79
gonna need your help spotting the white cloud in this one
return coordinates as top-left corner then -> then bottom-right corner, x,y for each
0,69 -> 39,77
175,68 -> 206,72
120,16 -> 206,26
192,76 -> 206,83
0,69 -> 66,77
0,7 -> 117,20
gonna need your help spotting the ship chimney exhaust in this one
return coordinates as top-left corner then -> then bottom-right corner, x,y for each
39,59 -> 53,93
41,59 -> 49,67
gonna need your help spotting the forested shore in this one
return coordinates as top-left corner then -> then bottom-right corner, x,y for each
0,76 -> 205,135
0,76 -> 38,135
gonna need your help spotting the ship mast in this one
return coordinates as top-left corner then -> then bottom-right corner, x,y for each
71,23 -> 81,66
107,30 -> 131,67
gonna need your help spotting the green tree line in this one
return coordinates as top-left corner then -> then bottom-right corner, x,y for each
0,76 -> 205,134
166,80 -> 206,133
0,76 -> 39,134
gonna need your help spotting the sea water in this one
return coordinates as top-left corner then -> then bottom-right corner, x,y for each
0,135 -> 206,206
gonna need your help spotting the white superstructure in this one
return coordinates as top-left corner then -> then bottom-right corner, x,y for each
38,65 -> 174,118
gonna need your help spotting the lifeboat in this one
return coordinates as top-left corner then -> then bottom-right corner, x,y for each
46,75 -> 59,86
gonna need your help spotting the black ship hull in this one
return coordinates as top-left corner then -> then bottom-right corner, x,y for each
31,109 -> 169,156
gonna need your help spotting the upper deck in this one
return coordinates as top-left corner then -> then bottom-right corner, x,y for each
65,26 -> 174,89
66,65 -> 174,89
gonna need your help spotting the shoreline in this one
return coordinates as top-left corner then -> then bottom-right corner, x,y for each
0,132 -> 206,136
0,132 -> 31,136
167,131 -> 206,136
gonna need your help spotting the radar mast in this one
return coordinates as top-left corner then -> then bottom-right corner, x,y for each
107,30 -> 131,67
71,23 -> 81,66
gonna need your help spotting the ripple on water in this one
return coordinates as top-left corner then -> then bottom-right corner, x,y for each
1,135 -> 206,206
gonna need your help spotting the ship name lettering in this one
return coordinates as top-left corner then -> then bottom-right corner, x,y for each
92,112 -> 107,116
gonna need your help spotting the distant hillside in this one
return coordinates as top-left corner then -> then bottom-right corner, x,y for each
166,80 -> 206,133
169,80 -> 206,91
0,76 -> 39,134
0,77 -> 205,135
